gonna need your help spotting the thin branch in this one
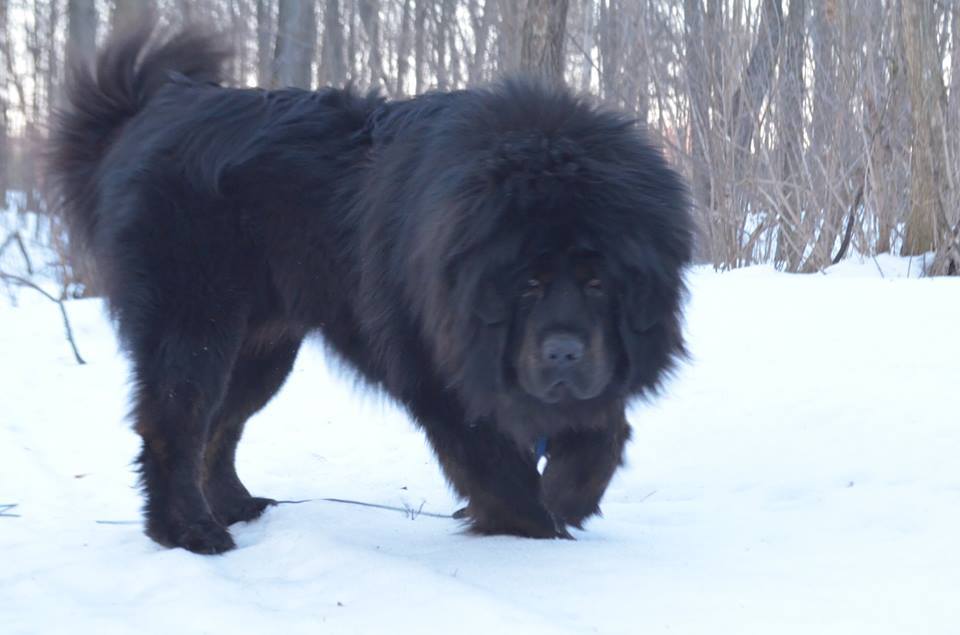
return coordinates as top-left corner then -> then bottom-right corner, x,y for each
0,232 -> 34,275
95,497 -> 455,526
309,497 -> 453,519
0,272 -> 86,365
0,503 -> 20,517
832,183 -> 865,265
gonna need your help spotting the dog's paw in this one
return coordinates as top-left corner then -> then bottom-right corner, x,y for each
147,516 -> 236,554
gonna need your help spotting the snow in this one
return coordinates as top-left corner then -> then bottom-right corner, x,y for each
1,259 -> 958,634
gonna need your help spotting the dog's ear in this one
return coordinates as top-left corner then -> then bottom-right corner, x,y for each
621,276 -> 660,332
475,280 -> 508,325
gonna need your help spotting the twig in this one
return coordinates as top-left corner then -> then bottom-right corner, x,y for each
0,503 -> 20,517
0,232 -> 34,275
831,183 -> 865,265
402,500 -> 428,520
871,255 -> 886,279
304,497 -> 453,519
94,519 -> 139,525
0,272 -> 86,365
94,497 -> 455,525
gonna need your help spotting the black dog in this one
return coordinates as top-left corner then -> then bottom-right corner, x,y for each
50,22 -> 693,554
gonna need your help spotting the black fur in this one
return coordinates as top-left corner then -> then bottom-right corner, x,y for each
49,22 -> 693,553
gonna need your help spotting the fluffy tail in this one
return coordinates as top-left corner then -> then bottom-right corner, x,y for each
48,17 -> 230,255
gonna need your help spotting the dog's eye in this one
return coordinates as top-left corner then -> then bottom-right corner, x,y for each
522,278 -> 543,297
585,278 -> 603,292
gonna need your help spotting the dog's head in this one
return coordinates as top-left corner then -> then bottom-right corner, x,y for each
407,78 -> 693,427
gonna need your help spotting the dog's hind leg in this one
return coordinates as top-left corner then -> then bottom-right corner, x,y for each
203,335 -> 302,526
128,303 -> 248,555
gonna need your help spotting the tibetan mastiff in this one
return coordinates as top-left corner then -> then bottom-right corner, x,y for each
49,22 -> 693,553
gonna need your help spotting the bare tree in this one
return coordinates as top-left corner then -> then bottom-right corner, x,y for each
684,0 -> 713,259
729,0 -> 782,175
414,0 -> 427,92
395,0 -> 412,93
0,0 -> 8,203
521,0 -> 569,84
576,0 -> 594,92
318,0 -> 347,87
112,0 -> 146,31
67,0 -> 98,65
256,0 -> 274,87
274,0 -> 316,88
358,0 -> 385,88
434,0 -> 454,89
468,0 -> 497,84
597,0 -> 648,112
225,0 -> 252,84
774,0 -> 805,271
0,0 -> 955,278
952,2 -> 960,127
498,0 -> 523,74
899,0 -> 952,262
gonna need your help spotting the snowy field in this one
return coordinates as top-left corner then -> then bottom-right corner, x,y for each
1,253 -> 958,634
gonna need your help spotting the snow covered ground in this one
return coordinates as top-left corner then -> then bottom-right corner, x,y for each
1,256 -> 958,634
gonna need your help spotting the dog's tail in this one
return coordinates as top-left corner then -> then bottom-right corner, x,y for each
48,17 -> 230,255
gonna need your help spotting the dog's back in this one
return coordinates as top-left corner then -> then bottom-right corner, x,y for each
50,18 -> 381,314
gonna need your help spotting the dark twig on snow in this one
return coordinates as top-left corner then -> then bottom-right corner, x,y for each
0,503 -> 20,517
0,272 -> 86,365
95,497 -> 454,525
279,497 -> 454,520
94,519 -> 139,525
0,232 -> 34,275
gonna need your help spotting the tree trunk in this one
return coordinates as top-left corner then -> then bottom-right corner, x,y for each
67,0 -> 97,65
952,3 -> 960,123
111,0 -> 146,32
628,3 -> 648,123
899,0 -> 950,256
358,0 -> 384,89
684,0 -> 714,263
347,0 -> 358,81
225,0 -> 250,85
396,0 -> 412,94
520,0 -> 569,85
414,0 -> 427,92
435,1 -> 450,89
729,0 -> 783,169
319,0 -> 346,87
274,0 -> 316,89
469,0 -> 497,84
865,1 -> 899,255
810,0 -> 835,155
774,0 -> 805,271
578,0 -> 594,92
498,0 -> 524,74
446,0 -> 462,87
598,0 -> 622,104
722,0 -> 782,268
801,0 -> 838,267
45,0 -> 60,119
0,0 -> 7,203
256,0 -> 274,88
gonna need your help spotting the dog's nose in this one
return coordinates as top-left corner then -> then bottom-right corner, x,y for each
541,333 -> 586,368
